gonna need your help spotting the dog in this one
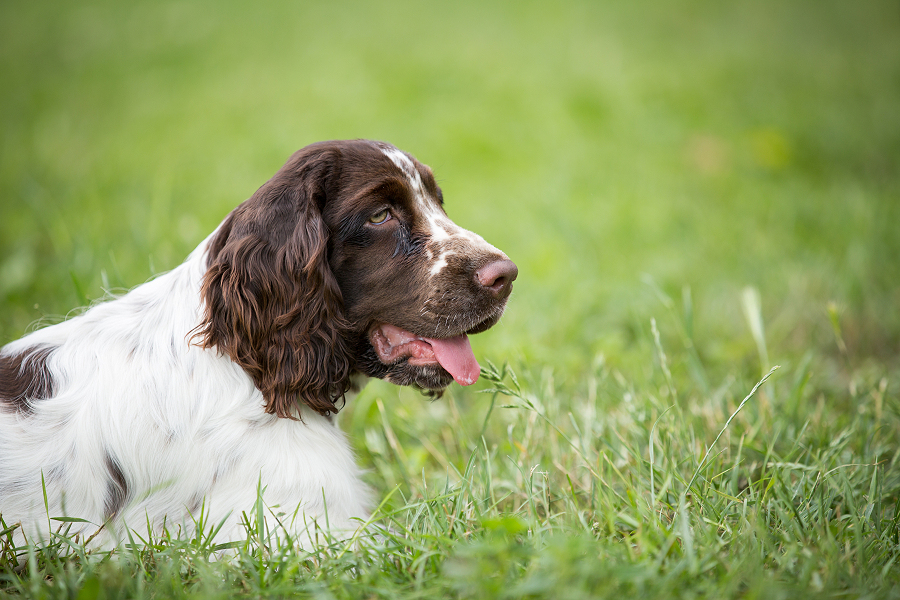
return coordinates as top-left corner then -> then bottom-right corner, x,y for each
0,139 -> 517,549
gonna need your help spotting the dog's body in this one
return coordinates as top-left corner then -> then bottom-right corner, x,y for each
0,140 -> 516,548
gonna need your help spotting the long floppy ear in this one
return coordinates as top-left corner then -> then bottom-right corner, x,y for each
194,149 -> 352,418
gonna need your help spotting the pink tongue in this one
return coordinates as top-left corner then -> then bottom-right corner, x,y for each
424,335 -> 480,386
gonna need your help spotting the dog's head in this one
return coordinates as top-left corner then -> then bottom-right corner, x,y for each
196,140 -> 517,418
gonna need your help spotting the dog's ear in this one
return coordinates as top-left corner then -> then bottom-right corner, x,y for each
195,149 -> 352,418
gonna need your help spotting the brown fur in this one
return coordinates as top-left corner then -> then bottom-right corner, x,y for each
0,346 -> 56,415
194,146 -> 352,418
193,140 -> 515,418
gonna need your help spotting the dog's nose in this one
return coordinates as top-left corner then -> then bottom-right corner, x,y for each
475,259 -> 518,300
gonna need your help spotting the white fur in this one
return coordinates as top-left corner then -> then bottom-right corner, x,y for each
0,232 -> 371,548
378,145 -> 506,275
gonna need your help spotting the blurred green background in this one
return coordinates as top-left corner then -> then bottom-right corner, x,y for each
1,0 -> 898,380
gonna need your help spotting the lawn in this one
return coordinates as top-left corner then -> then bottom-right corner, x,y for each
1,0 -> 899,597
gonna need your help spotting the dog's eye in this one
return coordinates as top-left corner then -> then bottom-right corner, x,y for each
368,209 -> 391,225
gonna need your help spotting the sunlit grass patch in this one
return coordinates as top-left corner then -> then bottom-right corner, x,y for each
3,345 -> 898,598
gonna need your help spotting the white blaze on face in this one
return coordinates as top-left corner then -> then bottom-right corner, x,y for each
430,249 -> 453,276
379,144 -> 508,277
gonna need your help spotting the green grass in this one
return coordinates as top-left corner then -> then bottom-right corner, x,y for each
2,0 -> 899,597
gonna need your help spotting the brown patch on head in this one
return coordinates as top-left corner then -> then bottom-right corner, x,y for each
322,142 -> 516,388
194,139 -> 516,415
194,143 -> 354,418
0,346 -> 56,415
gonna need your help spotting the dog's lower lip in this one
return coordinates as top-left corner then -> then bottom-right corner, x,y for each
369,323 -> 480,386
370,324 -> 437,364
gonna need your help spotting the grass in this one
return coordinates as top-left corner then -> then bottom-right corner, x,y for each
3,360 -> 898,598
1,0 -> 899,597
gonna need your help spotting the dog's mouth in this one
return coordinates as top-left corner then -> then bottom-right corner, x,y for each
369,323 -> 480,386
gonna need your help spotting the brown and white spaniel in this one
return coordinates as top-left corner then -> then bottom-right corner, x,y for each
0,140 -> 516,549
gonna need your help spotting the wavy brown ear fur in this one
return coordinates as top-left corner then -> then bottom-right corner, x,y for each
195,148 -> 352,418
